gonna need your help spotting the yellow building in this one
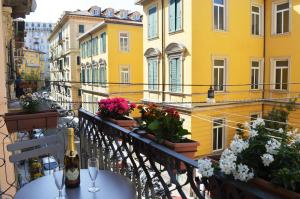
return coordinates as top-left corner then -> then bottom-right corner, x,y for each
78,16 -> 143,115
49,6 -> 105,110
136,0 -> 300,157
19,48 -> 45,89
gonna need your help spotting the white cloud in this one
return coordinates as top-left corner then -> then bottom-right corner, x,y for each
25,0 -> 143,23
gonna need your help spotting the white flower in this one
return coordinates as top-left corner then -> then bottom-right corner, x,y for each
249,129 -> 258,138
252,118 -> 265,129
278,128 -> 284,134
293,128 -> 299,134
233,134 -> 240,140
219,149 -> 237,175
244,122 -> 250,129
230,138 -> 249,154
198,159 -> 214,177
295,134 -> 300,144
233,164 -> 254,182
287,131 -> 293,137
265,138 -> 281,155
261,154 -> 274,167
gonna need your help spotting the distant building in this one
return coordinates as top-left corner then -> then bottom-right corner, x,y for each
49,6 -> 142,110
25,22 -> 54,80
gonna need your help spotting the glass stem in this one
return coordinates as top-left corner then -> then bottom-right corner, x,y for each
93,181 -> 95,188
59,189 -> 62,197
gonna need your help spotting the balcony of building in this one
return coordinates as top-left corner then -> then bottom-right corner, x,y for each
0,94 -> 298,199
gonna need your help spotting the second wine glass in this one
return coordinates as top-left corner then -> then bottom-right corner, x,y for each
53,166 -> 66,199
88,157 -> 100,193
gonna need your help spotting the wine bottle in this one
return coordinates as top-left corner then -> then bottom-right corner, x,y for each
64,128 -> 80,188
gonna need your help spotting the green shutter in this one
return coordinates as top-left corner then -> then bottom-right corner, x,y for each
101,33 -> 106,53
169,0 -> 176,32
170,59 -> 176,92
148,60 -> 153,90
176,58 -> 181,92
176,0 -> 182,30
153,60 -> 158,90
149,7 -> 157,38
95,37 -> 98,55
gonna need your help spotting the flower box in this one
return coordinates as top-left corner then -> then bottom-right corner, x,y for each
108,117 -> 137,130
4,110 -> 59,133
249,178 -> 300,199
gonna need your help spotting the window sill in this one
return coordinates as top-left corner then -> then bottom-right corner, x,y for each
167,92 -> 185,96
148,36 -> 159,41
270,89 -> 289,93
147,90 -> 160,94
249,89 -> 263,92
251,34 -> 264,38
213,29 -> 228,33
169,29 -> 184,35
271,32 -> 291,37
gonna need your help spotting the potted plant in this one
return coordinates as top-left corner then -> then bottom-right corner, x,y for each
138,103 -> 199,159
4,91 -> 58,132
198,118 -> 300,199
97,97 -> 137,129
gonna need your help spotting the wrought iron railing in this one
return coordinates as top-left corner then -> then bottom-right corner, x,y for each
79,109 -> 203,199
79,109 -> 290,199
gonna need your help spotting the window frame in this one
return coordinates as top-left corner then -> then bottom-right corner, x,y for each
251,4 -> 263,36
212,57 -> 227,92
212,118 -> 225,152
250,59 -> 263,90
271,58 -> 290,91
213,0 -> 227,31
120,65 -> 131,84
169,55 -> 182,93
147,58 -> 159,91
272,0 -> 290,35
79,24 -> 85,33
169,0 -> 183,33
148,4 -> 159,39
119,32 -> 130,52
100,32 -> 107,53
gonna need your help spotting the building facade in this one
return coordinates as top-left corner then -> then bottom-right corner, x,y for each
49,6 -> 106,110
78,18 -> 143,115
18,48 -> 46,89
25,22 -> 54,80
136,0 -> 300,157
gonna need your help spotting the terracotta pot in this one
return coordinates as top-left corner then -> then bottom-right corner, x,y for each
4,110 -> 59,132
108,117 -> 137,130
145,133 -> 199,159
249,178 -> 300,199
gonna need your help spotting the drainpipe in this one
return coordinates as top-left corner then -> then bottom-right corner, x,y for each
262,0 -> 266,115
90,33 -> 94,112
161,0 -> 166,103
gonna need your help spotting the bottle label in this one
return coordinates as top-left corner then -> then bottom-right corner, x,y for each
66,169 -> 79,181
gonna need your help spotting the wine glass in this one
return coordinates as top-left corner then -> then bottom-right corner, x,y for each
88,157 -> 100,192
53,166 -> 66,199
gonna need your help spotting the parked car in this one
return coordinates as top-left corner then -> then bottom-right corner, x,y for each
42,156 -> 58,175
32,129 -> 44,139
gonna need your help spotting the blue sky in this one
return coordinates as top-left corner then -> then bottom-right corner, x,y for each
25,0 -> 143,23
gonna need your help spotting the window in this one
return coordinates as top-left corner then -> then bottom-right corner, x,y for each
252,5 -> 262,35
213,0 -> 226,31
100,32 -> 106,53
213,59 -> 226,91
92,37 -> 98,56
99,64 -> 107,87
86,67 -> 90,83
169,57 -> 181,93
120,66 -> 130,84
273,59 -> 289,90
213,119 -> 225,151
93,9 -> 99,16
79,25 -> 85,33
87,40 -> 92,57
77,56 -> 81,65
169,0 -> 182,32
148,6 -> 158,39
81,67 -> 85,83
119,32 -> 129,52
274,1 -> 290,34
251,60 -> 261,90
148,59 -> 158,91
